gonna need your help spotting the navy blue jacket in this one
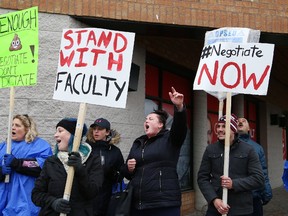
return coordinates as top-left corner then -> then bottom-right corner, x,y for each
122,107 -> 187,210
239,134 -> 273,205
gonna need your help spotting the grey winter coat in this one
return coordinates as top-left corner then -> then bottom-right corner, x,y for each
197,138 -> 264,215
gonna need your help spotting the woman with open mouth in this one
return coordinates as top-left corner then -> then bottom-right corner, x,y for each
0,114 -> 53,216
32,118 -> 104,216
121,86 -> 187,216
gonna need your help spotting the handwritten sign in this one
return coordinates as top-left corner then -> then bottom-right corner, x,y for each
204,27 -> 260,100
0,7 -> 38,88
53,28 -> 135,108
193,42 -> 274,95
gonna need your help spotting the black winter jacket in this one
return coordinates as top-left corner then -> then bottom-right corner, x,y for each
197,139 -> 265,215
121,107 -> 187,210
32,153 -> 103,216
86,134 -> 124,216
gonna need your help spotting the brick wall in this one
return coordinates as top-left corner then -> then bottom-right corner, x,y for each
1,0 -> 287,34
181,190 -> 195,215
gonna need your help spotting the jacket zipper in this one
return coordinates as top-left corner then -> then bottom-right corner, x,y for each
159,170 -> 162,192
139,145 -> 145,209
139,167 -> 145,209
141,148 -> 145,161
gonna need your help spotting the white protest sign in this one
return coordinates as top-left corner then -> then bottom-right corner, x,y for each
53,28 -> 135,108
204,27 -> 261,101
193,42 -> 274,95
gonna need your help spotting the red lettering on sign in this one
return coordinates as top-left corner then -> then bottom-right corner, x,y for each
108,53 -> 123,71
91,49 -> 107,66
98,31 -> 112,48
197,60 -> 270,90
114,33 -> 128,53
197,61 -> 218,85
75,29 -> 88,45
220,62 -> 241,89
75,48 -> 89,67
63,30 -> 74,49
60,29 -> 129,70
60,50 -> 75,67
242,64 -> 270,90
86,31 -> 97,46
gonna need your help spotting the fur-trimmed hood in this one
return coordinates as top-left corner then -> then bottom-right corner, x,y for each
107,129 -> 121,145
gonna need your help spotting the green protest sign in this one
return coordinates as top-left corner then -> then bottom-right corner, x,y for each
0,6 -> 38,88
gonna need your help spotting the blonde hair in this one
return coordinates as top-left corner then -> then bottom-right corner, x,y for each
13,114 -> 38,143
86,127 -> 96,142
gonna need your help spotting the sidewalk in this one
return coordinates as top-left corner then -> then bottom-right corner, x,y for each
263,186 -> 288,216
186,186 -> 288,216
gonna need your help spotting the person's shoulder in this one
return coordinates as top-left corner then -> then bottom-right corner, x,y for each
0,141 -> 6,150
249,139 -> 264,150
238,139 -> 253,148
45,155 -> 57,163
110,144 -> 121,150
239,138 -> 263,151
109,144 -> 124,156
34,137 -> 51,145
133,134 -> 147,144
205,142 -> 222,152
238,140 -> 260,155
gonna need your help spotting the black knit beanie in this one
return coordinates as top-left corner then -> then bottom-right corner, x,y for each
56,118 -> 87,137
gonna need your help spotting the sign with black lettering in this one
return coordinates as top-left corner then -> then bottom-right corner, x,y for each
193,42 -> 274,95
53,28 -> 135,108
0,7 -> 38,88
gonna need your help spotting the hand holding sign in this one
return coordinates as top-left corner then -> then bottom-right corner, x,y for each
195,28 -> 274,216
55,27 -> 135,216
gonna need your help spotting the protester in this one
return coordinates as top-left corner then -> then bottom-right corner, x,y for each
0,114 -> 53,216
121,87 -> 187,216
197,114 -> 264,216
86,117 -> 124,216
238,117 -> 273,215
32,118 -> 103,216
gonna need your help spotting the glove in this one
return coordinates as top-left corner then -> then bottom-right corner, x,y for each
67,152 -> 83,173
1,165 -> 11,175
4,154 -> 16,167
51,198 -> 71,213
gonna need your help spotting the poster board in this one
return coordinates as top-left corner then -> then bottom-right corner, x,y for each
0,7 -> 39,88
193,42 -> 274,95
53,28 -> 135,108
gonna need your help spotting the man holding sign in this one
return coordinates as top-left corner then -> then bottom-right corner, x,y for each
197,114 -> 264,215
